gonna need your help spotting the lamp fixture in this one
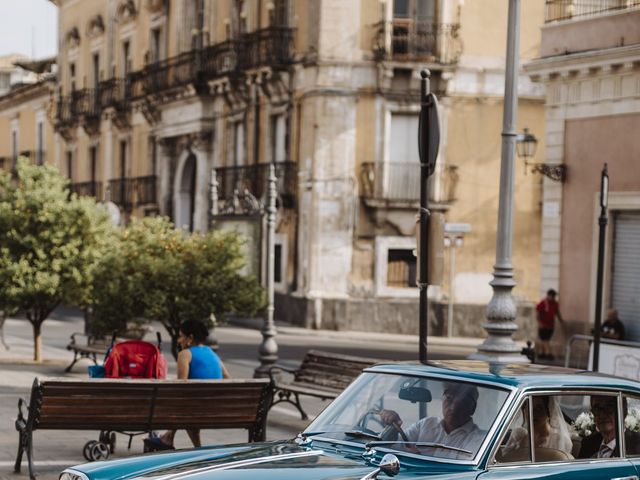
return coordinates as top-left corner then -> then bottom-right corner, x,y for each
516,127 -> 566,182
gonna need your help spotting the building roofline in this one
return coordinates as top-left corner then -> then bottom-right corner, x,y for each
524,44 -> 640,77
0,77 -> 55,109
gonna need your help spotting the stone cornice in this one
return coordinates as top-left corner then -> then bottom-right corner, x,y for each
525,44 -> 640,80
0,80 -> 53,110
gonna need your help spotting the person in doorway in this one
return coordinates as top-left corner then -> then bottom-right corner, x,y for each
601,308 -> 625,341
536,289 -> 564,361
144,320 -> 230,451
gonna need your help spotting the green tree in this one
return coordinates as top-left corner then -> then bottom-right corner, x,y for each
0,158 -> 112,362
91,217 -> 265,358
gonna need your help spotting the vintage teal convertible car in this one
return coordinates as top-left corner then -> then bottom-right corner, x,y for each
60,361 -> 640,480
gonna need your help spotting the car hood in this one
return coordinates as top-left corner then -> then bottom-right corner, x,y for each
66,440 -> 477,480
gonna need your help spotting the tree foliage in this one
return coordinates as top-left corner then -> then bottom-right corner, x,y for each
91,217 -> 265,358
0,159 -> 112,361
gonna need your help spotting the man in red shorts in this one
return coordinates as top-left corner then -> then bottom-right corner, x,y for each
536,289 -> 564,360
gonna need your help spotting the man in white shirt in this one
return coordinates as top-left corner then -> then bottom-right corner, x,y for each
380,383 -> 483,459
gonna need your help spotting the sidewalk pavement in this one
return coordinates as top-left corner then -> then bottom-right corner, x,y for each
0,314 -> 505,480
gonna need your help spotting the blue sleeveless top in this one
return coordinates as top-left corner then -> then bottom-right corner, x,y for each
188,346 -> 223,379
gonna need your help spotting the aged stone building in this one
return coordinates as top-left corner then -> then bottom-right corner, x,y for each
48,0 -> 546,337
0,57 -> 56,171
526,1 -> 640,342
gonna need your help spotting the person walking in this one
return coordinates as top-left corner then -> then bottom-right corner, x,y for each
144,319 -> 230,451
535,289 -> 564,361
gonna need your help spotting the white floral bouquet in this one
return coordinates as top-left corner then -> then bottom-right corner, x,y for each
625,408 -> 640,432
572,412 -> 595,437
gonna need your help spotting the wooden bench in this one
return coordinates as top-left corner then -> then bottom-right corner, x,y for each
65,328 -> 150,373
65,333 -> 112,372
14,377 -> 272,479
268,350 -> 378,420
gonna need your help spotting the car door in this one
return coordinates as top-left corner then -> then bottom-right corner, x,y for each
623,393 -> 640,477
479,392 -> 639,480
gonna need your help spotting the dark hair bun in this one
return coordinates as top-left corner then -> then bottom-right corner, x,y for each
179,320 -> 210,344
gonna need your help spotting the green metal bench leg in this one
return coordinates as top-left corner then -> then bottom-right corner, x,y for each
269,390 -> 309,420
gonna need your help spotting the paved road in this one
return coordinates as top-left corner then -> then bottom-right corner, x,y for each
0,308 -> 486,480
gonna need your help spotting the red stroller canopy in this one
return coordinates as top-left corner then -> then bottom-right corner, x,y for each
104,340 -> 168,379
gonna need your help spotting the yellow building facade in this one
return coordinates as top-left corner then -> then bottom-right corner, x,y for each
0,78 -> 55,171
47,0 -> 546,336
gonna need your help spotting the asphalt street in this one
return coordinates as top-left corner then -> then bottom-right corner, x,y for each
0,307 -> 485,480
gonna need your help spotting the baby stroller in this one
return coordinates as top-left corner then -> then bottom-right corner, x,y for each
83,332 -> 168,461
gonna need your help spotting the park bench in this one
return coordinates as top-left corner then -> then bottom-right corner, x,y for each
14,377 -> 272,479
65,328 -> 149,373
268,349 -> 378,420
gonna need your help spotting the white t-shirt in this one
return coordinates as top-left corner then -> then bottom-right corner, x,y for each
404,416 -> 484,459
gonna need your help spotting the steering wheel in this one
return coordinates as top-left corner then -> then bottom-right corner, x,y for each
357,410 -> 385,435
371,411 -> 409,442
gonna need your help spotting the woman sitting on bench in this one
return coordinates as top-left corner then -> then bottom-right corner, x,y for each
144,320 -> 230,451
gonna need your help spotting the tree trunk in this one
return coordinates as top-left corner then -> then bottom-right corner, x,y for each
32,322 -> 42,363
164,321 -> 180,360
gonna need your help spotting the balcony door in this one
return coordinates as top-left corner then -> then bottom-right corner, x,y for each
386,112 -> 420,201
392,0 -> 436,58
176,153 -> 197,231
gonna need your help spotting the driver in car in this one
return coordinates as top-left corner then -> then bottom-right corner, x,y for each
379,383 -> 484,458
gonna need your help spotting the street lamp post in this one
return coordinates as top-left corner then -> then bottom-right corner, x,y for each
417,70 -> 440,364
254,164 -> 279,377
471,0 -> 528,363
592,163 -> 609,372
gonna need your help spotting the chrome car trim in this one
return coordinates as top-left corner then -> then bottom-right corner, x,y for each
363,368 -> 520,392
133,450 -> 325,480
59,469 -> 90,480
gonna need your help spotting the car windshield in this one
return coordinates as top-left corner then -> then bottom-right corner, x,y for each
304,372 -> 510,461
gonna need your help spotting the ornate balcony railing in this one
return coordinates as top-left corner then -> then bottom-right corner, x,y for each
70,180 -> 103,199
213,161 -> 297,208
17,150 -> 46,166
140,51 -> 197,96
545,0 -> 640,22
108,175 -> 157,209
374,21 -> 461,64
55,27 -> 295,131
360,162 -> 458,204
238,26 -> 296,70
55,93 -> 78,127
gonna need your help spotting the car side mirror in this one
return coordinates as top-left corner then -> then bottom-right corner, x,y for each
398,386 -> 432,403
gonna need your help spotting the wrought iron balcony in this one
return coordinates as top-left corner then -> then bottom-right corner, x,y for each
54,27 -> 295,134
545,0 -> 640,22
69,180 -> 103,199
238,26 -> 296,70
140,51 -> 197,96
360,162 -> 458,204
213,161 -> 297,209
0,152 -> 46,171
17,150 -> 46,166
108,175 -> 158,209
374,21 -> 461,64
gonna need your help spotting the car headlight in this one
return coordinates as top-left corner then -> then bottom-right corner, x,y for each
59,469 -> 89,480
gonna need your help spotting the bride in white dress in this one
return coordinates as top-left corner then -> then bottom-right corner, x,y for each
503,395 -> 573,455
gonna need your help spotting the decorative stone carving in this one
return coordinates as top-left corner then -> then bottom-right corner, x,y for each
65,27 -> 81,48
116,0 -> 137,24
145,0 -> 166,14
188,130 -> 214,153
86,15 -> 105,38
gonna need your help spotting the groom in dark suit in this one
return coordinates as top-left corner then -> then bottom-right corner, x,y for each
578,395 -> 640,458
